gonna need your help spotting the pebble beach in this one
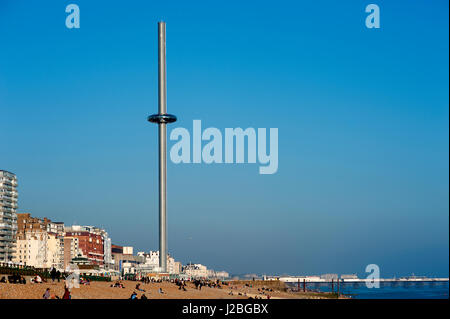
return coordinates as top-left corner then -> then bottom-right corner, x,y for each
0,279 -> 337,299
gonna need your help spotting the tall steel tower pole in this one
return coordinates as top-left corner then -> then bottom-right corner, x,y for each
148,21 -> 177,273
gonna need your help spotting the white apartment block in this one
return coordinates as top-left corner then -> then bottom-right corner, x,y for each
136,250 -> 181,274
46,232 -> 64,270
13,213 -> 66,270
46,221 -> 65,270
14,231 -> 48,268
123,246 -> 133,255
183,263 -> 209,279
13,230 -> 65,270
103,236 -> 112,268
182,264 -> 228,279
214,271 -> 230,279
0,170 -> 18,262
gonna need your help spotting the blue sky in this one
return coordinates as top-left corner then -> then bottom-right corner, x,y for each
0,0 -> 448,277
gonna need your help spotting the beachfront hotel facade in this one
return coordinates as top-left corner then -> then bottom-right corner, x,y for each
14,230 -> 48,268
0,170 -> 18,262
13,213 -> 65,270
136,250 -> 182,274
183,263 -> 209,279
64,225 -> 112,267
182,263 -> 229,280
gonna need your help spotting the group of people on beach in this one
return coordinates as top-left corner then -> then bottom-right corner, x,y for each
0,273 -> 46,284
42,286 -> 72,299
129,284 -> 166,299
129,291 -> 148,299
37,275 -> 230,299
49,267 -> 62,282
192,279 -> 223,290
174,278 -> 187,291
111,280 -> 126,288
0,267 -> 69,285
0,273 -> 26,284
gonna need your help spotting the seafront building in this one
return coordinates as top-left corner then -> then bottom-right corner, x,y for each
136,250 -> 182,275
183,263 -> 209,278
63,236 -> 80,269
0,170 -> 18,262
13,213 -> 65,270
1,171 -> 229,277
14,231 -> 48,268
112,245 -> 144,273
214,271 -> 230,279
103,235 -> 112,269
128,252 -> 228,279
64,225 -> 111,267
46,232 -> 64,269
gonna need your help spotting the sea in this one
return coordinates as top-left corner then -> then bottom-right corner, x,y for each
286,281 -> 449,299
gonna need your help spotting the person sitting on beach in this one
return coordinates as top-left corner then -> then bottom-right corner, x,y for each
130,292 -> 138,300
8,274 -> 18,284
158,288 -> 164,294
80,277 -> 90,286
141,294 -> 148,299
31,275 -> 42,284
135,283 -> 145,292
0,276 -> 6,283
43,288 -> 51,299
112,281 -> 124,288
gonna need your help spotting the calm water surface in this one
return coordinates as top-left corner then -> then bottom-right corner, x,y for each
286,281 -> 449,299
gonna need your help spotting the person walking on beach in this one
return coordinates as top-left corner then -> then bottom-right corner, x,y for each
62,287 -> 71,299
56,270 -> 61,282
50,268 -> 57,282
